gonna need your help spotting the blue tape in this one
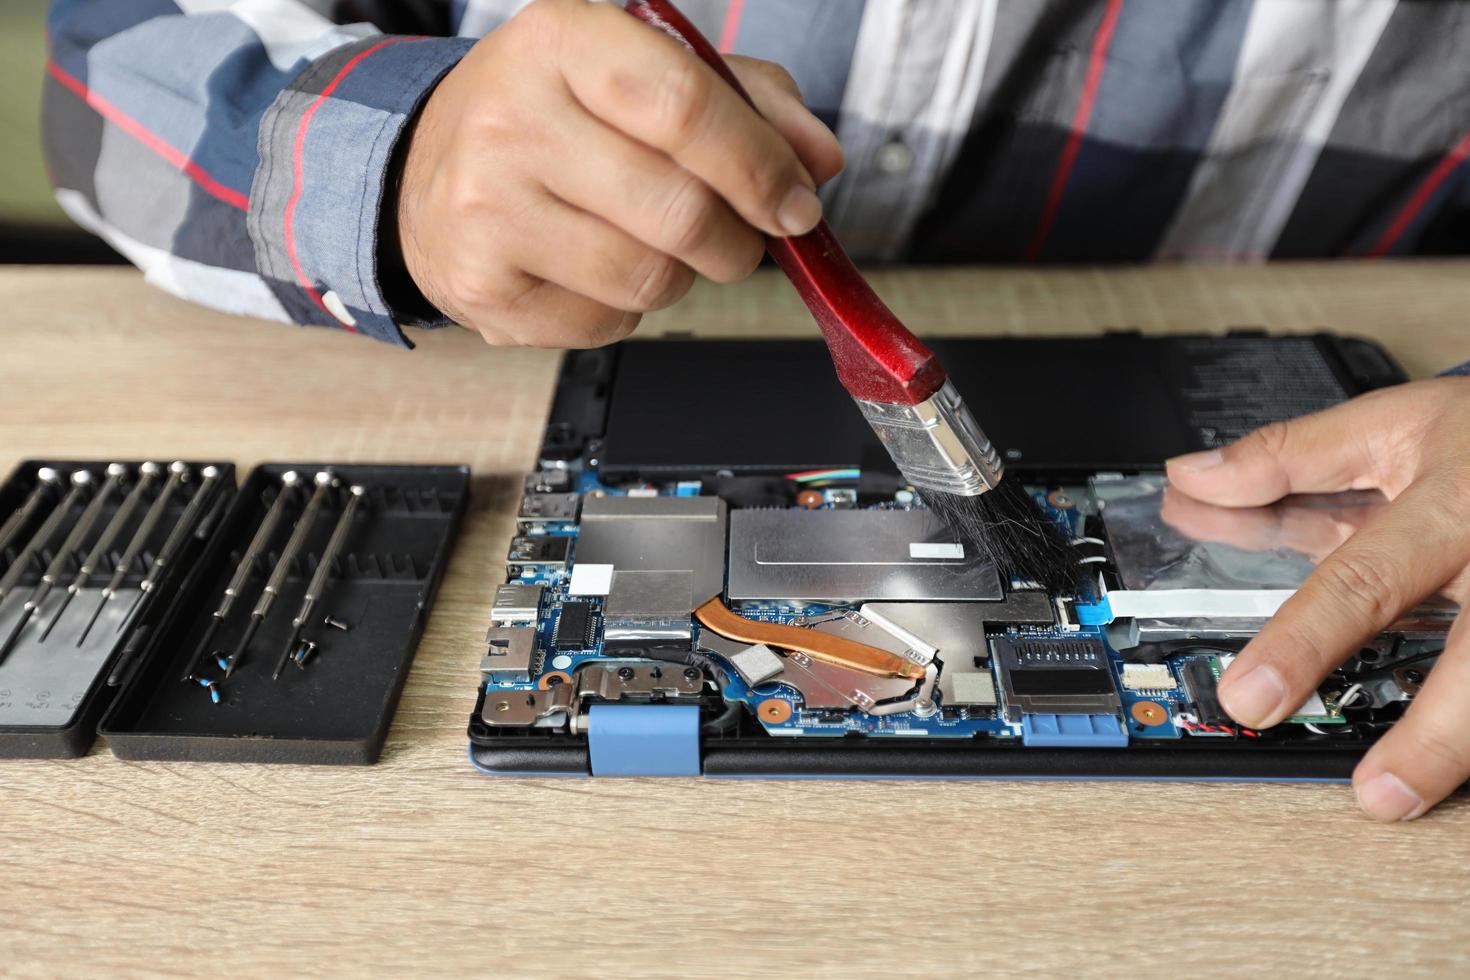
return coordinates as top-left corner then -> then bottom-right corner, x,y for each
587,704 -> 702,776
1021,713 -> 1128,748
1074,597 -> 1114,625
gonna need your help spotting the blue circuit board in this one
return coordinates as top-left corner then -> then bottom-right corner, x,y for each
490,474 -> 1219,744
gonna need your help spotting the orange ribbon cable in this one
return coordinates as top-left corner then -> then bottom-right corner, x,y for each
694,597 -> 925,680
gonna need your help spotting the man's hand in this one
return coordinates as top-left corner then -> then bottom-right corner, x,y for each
392,0 -> 843,346
1167,377 -> 1470,820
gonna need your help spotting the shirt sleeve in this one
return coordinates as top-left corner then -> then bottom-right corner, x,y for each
43,1 -> 476,346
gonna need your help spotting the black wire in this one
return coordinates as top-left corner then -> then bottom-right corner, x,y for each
701,700 -> 745,734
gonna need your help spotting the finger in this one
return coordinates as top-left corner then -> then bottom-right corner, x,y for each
1353,614 -> 1470,820
726,56 -> 845,184
514,194 -> 696,314
1217,475 -> 1470,730
533,96 -> 764,284
558,1 -> 822,237
1165,389 -> 1414,508
471,275 -> 641,349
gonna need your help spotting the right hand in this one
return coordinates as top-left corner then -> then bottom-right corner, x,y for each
392,0 -> 844,347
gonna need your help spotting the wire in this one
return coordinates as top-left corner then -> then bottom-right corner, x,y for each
784,468 -> 860,483
1173,713 -> 1260,737
1337,682 -> 1368,711
701,700 -> 745,734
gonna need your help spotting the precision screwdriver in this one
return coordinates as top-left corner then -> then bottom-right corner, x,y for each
0,468 -> 63,561
273,484 -> 364,680
224,470 -> 334,676
117,465 -> 224,636
0,465 -> 122,662
76,461 -> 189,647
39,462 -> 161,642
0,469 -> 92,607
181,470 -> 302,682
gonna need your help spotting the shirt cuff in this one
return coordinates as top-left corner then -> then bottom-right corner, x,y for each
247,34 -> 474,346
1441,362 -> 1470,376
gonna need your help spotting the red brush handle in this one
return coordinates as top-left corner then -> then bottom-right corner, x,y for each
624,0 -> 946,406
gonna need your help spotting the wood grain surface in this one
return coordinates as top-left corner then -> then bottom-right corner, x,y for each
1,264 -> 1468,979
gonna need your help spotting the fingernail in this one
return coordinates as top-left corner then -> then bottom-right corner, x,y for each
1356,771 -> 1425,822
1168,449 -> 1224,472
777,185 -> 822,236
1217,663 -> 1287,727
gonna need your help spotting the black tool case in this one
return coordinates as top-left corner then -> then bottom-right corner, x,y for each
0,459 -> 234,758
0,460 -> 468,763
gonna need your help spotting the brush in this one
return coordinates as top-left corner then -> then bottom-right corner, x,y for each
625,0 -> 1082,594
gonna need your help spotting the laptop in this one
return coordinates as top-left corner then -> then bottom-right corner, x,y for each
469,332 -> 1446,780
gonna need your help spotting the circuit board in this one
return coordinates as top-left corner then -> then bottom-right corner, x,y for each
470,461 -> 1442,768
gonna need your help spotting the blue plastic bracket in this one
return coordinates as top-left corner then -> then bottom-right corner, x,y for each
587,704 -> 702,776
1021,713 -> 1128,748
1073,596 -> 1114,626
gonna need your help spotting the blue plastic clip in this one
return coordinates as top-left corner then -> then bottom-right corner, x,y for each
587,704 -> 701,776
1021,713 -> 1127,748
1073,596 -> 1114,626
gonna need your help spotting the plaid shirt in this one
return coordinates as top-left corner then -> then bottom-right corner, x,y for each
42,0 -> 1470,371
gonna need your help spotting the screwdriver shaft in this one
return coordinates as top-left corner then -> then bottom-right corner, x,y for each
0,467 -> 122,660
225,471 -> 334,675
273,484 -> 364,680
117,466 -> 223,636
181,471 -> 301,682
39,462 -> 159,643
0,469 -> 62,562
77,461 -> 188,647
0,472 -> 90,605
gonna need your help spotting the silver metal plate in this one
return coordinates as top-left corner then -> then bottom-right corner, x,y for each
938,668 -> 997,706
860,596 -> 1053,664
1093,473 -> 1352,591
1091,474 -> 1457,635
605,570 -> 693,622
725,508 -> 1002,602
575,496 -> 726,606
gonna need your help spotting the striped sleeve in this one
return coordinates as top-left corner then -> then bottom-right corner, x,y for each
43,1 -> 473,346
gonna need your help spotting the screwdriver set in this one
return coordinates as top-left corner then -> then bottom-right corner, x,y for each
0,460 -> 468,763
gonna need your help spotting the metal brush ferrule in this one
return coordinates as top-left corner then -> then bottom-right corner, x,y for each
856,380 -> 1005,496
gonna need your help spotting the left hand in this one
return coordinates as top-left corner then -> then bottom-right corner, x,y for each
1166,377 -> 1470,820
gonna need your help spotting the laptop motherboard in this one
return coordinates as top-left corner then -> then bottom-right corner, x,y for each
467,338 -> 1444,778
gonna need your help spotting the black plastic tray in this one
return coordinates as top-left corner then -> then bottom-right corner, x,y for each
0,459 -> 236,759
99,463 -> 468,765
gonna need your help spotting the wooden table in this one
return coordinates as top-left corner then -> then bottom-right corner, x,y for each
2,264 -> 1468,978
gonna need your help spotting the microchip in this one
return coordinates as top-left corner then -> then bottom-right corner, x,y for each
507,534 -> 571,567
554,601 -> 596,650
992,635 -> 1121,723
1180,658 -> 1227,726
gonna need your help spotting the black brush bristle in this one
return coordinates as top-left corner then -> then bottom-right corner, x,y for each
922,478 -> 1082,595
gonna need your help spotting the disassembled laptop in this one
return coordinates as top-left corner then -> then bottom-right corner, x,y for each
469,341 -> 1449,778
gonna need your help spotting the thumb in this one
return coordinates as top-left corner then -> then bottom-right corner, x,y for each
1165,395 -> 1392,508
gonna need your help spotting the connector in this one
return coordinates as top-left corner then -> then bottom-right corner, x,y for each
854,379 -> 1004,496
